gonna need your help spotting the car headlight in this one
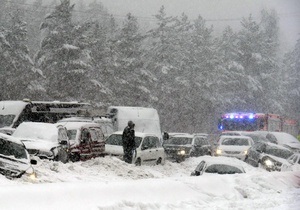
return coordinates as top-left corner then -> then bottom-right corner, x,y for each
264,159 -> 274,167
216,149 -> 222,155
26,167 -> 37,180
177,150 -> 186,155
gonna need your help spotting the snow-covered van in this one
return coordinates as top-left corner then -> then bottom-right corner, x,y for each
107,106 -> 162,141
0,100 -> 91,134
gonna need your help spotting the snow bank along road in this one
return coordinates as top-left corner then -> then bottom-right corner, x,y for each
0,156 -> 300,210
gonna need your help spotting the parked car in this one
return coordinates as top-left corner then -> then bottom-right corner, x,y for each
0,127 -> 16,135
12,122 -> 70,163
190,135 -> 212,157
58,116 -> 114,139
105,131 -> 165,166
163,133 -> 194,162
0,133 -> 37,179
281,153 -> 300,171
266,132 -> 300,152
254,131 -> 300,150
191,156 -> 246,176
57,122 -> 106,162
220,131 -> 271,144
245,142 -> 294,171
215,135 -> 254,160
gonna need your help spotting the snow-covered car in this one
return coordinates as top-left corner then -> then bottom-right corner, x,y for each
245,142 -> 294,171
0,127 -> 16,135
215,135 -> 254,160
253,131 -> 300,151
105,131 -> 165,165
221,131 -> 271,144
163,133 -> 212,162
0,133 -> 37,179
163,133 -> 194,162
57,121 -> 105,162
266,132 -> 300,153
280,153 -> 300,171
58,116 -> 114,139
12,122 -> 70,163
191,156 -> 246,176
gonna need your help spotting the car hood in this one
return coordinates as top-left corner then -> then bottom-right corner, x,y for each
218,145 -> 250,152
0,155 -> 31,177
20,138 -> 59,151
163,144 -> 192,151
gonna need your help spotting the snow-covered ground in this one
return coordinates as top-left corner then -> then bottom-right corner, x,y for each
0,156 -> 299,210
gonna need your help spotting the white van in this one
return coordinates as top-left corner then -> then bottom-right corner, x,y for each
107,106 -> 162,141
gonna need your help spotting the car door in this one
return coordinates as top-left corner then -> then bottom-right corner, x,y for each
89,127 -> 105,157
246,142 -> 265,167
78,128 -> 93,160
140,136 -> 157,163
193,137 -> 210,156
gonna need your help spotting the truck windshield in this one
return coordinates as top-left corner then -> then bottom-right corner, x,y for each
221,118 -> 259,131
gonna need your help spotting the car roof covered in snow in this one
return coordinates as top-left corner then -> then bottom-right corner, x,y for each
56,121 -> 101,130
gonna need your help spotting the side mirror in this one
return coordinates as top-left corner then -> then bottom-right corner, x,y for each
60,140 -> 68,146
30,159 -> 37,165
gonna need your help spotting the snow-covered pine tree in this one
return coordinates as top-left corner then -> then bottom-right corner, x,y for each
35,0 -> 92,101
0,12 -> 43,100
282,37 -> 300,119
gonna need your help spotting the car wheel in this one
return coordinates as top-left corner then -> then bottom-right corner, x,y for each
56,149 -> 69,163
156,157 -> 162,165
70,153 -> 80,162
135,158 -> 141,166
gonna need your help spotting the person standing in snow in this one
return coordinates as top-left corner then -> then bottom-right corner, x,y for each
122,120 -> 136,163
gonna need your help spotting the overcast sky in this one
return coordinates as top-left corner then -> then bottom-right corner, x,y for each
95,0 -> 300,51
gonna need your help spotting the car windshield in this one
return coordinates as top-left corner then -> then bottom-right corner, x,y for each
0,115 -> 15,127
195,138 -> 209,146
0,138 -> 27,159
222,138 -> 249,146
106,134 -> 142,147
67,130 -> 77,140
265,146 -> 294,159
164,137 -> 192,145
205,164 -> 244,174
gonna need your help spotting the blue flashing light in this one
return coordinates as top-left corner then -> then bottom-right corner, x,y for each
249,114 -> 254,119
230,114 -> 234,119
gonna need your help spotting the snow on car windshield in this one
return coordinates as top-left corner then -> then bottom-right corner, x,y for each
0,115 -> 15,127
0,138 -> 27,159
67,130 -> 77,140
222,138 -> 250,146
205,164 -> 244,174
165,137 -> 192,145
265,146 -> 294,159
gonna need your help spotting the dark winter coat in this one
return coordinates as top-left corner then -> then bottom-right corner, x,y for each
122,126 -> 135,150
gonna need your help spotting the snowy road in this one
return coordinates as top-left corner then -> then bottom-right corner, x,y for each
0,156 -> 300,210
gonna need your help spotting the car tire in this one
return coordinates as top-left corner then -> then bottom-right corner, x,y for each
70,153 -> 80,162
135,158 -> 141,166
156,157 -> 162,165
56,149 -> 69,163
